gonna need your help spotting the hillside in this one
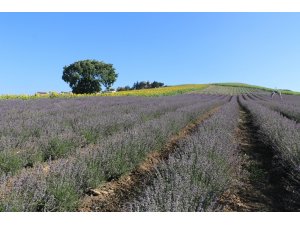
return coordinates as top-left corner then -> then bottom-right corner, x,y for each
0,83 -> 299,100
0,85 -> 300,212
212,83 -> 300,95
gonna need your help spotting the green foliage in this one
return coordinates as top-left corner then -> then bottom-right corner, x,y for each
0,149 -> 44,175
42,138 -> 75,161
117,81 -> 164,91
0,152 -> 23,175
18,149 -> 44,169
47,182 -> 79,211
281,90 -> 300,95
82,130 -> 99,144
105,150 -> 129,181
62,59 -> 118,94
100,65 -> 118,90
132,81 -> 164,90
85,159 -> 106,188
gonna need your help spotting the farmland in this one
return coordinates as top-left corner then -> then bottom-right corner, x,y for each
0,84 -> 208,100
0,84 -> 300,211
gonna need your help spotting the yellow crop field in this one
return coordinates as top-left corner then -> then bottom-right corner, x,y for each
0,84 -> 208,100
102,84 -> 208,97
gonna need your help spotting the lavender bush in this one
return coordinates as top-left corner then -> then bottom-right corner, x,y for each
0,94 -> 224,176
0,94 -> 228,211
251,92 -> 300,107
259,99 -> 300,123
240,95 -> 300,209
123,98 -> 240,211
240,97 -> 300,171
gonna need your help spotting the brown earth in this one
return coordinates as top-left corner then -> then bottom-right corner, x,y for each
219,100 -> 291,211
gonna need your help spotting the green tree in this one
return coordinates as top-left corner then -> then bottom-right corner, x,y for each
151,81 -> 164,88
62,60 -> 118,94
100,66 -> 118,91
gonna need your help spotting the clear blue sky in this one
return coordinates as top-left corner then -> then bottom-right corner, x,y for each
0,13 -> 299,94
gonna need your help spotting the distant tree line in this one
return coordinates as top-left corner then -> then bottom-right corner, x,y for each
61,60 -> 166,94
117,81 -> 165,91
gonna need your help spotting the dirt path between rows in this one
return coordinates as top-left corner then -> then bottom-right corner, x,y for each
219,100 -> 290,211
78,106 -> 221,212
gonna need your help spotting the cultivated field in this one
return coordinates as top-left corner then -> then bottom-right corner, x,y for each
0,84 -> 208,100
0,85 -> 299,211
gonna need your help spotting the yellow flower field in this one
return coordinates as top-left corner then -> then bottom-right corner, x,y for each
0,84 -> 208,100
102,84 -> 208,97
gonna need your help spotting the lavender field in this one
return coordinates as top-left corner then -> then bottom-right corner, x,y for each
0,90 -> 299,212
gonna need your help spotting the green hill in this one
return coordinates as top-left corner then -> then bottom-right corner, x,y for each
212,83 -> 300,95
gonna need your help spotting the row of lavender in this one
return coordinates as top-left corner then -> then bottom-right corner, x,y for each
250,92 -> 300,106
0,95 -> 225,176
239,95 -> 300,209
0,94 -> 228,211
249,93 -> 300,122
122,98 -> 241,211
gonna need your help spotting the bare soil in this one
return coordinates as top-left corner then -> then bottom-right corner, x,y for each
78,106 -> 221,212
219,99 -> 298,211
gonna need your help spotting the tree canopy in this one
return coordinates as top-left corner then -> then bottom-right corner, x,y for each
117,81 -> 165,91
62,60 -> 118,94
132,81 -> 164,90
